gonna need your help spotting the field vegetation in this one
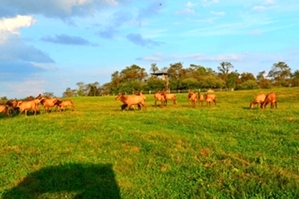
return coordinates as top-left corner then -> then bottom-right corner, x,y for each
1,87 -> 299,198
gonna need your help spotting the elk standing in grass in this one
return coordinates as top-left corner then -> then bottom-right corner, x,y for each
154,91 -> 166,107
188,90 -> 197,107
164,92 -> 177,106
197,92 -> 204,106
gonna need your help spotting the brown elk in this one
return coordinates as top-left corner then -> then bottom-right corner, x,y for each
154,91 -> 166,107
188,90 -> 197,107
164,92 -> 177,105
204,93 -> 216,106
55,100 -> 75,111
197,92 -> 204,106
261,92 -> 277,109
115,93 -> 146,111
5,98 -> 18,115
0,105 -> 9,117
17,98 -> 41,116
121,91 -> 144,110
250,93 -> 266,108
40,97 -> 60,113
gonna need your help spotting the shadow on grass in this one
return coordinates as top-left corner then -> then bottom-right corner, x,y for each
2,163 -> 121,199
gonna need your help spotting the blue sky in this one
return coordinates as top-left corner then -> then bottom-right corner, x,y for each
0,0 -> 298,98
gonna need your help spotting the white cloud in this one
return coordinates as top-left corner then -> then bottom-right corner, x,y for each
0,0 -> 121,19
202,0 -> 219,6
252,6 -> 266,11
172,53 -> 241,62
1,79 -> 46,99
139,56 -> 161,62
187,1 -> 196,7
265,0 -> 274,4
210,11 -> 225,16
32,63 -> 57,70
250,29 -> 263,35
175,8 -> 196,15
139,52 -> 241,63
0,15 -> 35,35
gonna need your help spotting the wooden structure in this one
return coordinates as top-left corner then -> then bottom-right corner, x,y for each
151,71 -> 170,90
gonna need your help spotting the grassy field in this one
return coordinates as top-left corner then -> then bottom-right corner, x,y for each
1,87 -> 299,198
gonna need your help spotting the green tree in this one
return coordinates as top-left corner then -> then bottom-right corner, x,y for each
199,75 -> 225,88
86,82 -> 100,96
0,96 -> 8,104
118,80 -> 145,94
76,82 -> 85,96
237,80 -> 258,90
167,62 -> 184,89
120,64 -> 148,82
63,88 -> 76,97
256,71 -> 271,88
291,70 -> 299,86
43,92 -> 54,98
227,70 -> 239,89
268,62 -> 292,86
101,83 -> 113,95
111,71 -> 121,88
217,62 -> 234,88
256,71 -> 266,81
259,79 -> 272,89
146,77 -> 165,91
239,72 -> 256,83
181,77 -> 199,89
150,63 -> 159,75
186,64 -> 207,80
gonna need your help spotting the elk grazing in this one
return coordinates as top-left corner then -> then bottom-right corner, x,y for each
115,93 -> 146,111
261,92 -> 277,109
250,93 -> 266,108
204,93 -> 216,106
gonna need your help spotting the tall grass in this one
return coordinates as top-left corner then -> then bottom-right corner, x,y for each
1,87 -> 299,198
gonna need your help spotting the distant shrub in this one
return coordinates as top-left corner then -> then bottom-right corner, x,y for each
237,80 -> 258,90
258,79 -> 272,89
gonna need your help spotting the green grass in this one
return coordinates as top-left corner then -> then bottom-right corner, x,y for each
1,88 -> 299,198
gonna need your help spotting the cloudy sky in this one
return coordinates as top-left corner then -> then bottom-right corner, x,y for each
0,0 -> 298,98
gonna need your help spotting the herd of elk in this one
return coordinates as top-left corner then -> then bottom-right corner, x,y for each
116,90 -> 279,111
188,90 -> 216,107
0,90 -> 280,116
0,94 -> 75,117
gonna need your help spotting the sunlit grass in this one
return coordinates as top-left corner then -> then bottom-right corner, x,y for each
1,87 -> 299,198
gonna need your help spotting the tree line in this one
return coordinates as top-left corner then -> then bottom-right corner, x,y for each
62,61 -> 298,97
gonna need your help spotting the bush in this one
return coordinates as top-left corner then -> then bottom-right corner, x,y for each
181,77 -> 199,89
258,79 -> 271,89
237,80 -> 258,90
